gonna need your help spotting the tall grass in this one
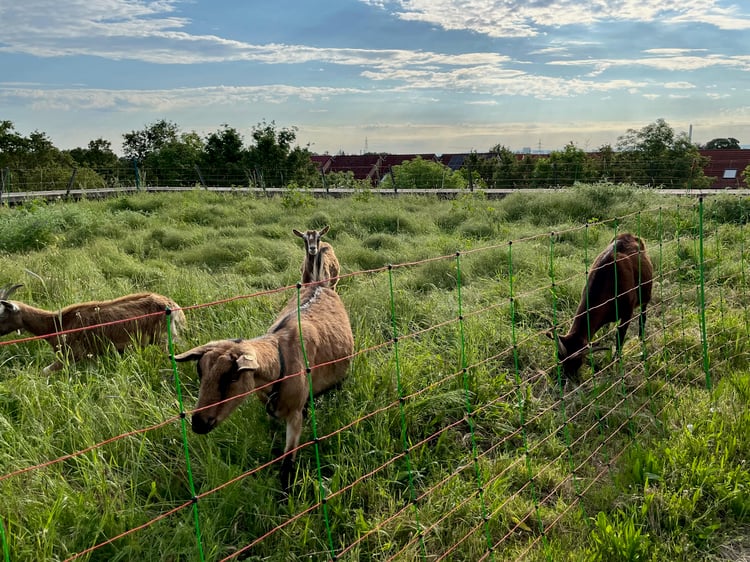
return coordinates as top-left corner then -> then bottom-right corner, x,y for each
0,186 -> 747,561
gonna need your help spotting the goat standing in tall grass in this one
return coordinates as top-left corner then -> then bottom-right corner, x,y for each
547,233 -> 653,379
175,285 -> 354,491
293,225 -> 340,290
0,284 -> 186,373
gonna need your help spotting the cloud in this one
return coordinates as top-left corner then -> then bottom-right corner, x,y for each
362,63 -> 647,98
549,52 -> 750,73
1,0 -> 514,69
364,0 -> 750,37
0,0 -> 745,106
664,82 -> 696,89
0,84 -> 368,112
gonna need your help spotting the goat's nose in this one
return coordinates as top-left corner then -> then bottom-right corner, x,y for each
191,414 -> 216,434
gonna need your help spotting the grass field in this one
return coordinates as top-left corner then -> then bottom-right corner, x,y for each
0,184 -> 748,561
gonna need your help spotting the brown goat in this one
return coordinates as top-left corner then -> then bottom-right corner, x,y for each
547,233 -> 653,379
0,285 -> 186,373
174,285 -> 354,490
293,225 -> 340,290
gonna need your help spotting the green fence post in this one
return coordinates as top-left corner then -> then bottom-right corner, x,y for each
697,197 -> 711,389
510,239 -> 549,557
167,308 -> 205,562
455,252 -> 494,560
294,285 -> 335,559
133,159 -> 141,190
387,265 -> 426,560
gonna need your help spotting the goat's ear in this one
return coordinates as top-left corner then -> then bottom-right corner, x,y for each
319,225 -> 330,236
174,344 -> 215,362
236,353 -> 259,372
292,229 -> 303,238
0,300 -> 18,314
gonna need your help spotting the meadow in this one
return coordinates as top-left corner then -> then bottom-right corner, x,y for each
0,184 -> 748,561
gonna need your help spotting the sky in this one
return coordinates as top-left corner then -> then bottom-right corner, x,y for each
1,0 -> 749,156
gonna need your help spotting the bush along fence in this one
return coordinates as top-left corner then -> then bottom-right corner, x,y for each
0,198 -> 748,560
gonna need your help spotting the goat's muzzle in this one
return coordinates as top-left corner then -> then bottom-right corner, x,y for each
191,414 -> 217,434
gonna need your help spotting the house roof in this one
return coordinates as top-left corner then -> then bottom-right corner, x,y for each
324,154 -> 382,180
310,149 -> 750,188
699,149 -> 750,189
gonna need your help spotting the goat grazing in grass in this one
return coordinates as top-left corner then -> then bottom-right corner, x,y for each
174,285 -> 354,491
293,225 -> 340,290
547,233 -> 653,379
0,284 -> 186,373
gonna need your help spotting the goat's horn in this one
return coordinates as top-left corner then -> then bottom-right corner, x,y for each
566,343 -> 609,360
0,284 -> 23,300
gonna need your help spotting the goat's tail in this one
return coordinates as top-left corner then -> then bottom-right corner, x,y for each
167,304 -> 187,340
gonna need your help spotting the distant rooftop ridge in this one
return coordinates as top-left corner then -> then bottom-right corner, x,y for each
310,148 -> 750,189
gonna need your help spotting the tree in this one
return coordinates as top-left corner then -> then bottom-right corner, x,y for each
0,121 -> 92,191
615,119 -> 710,189
245,121 -> 317,188
314,170 -> 371,190
0,121 -> 30,169
532,142 -> 599,187
146,132 -> 205,187
122,119 -> 180,162
704,137 -> 741,150
390,156 -> 466,189
201,125 -> 247,186
460,146 -> 520,189
67,139 -> 118,169
594,144 -> 616,180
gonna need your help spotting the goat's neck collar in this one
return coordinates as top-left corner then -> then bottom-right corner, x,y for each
276,342 -> 285,381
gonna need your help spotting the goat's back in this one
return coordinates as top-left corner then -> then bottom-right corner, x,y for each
269,286 -> 353,394
58,292 -> 184,351
586,233 -> 653,313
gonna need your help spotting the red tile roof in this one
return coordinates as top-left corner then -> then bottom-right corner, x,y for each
310,150 -> 750,188
699,149 -> 750,189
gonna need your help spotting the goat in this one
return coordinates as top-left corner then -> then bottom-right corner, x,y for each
293,225 -> 340,290
0,284 -> 186,374
547,233 -> 653,379
174,285 -> 354,491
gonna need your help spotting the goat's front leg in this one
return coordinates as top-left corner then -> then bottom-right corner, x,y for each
279,410 -> 303,492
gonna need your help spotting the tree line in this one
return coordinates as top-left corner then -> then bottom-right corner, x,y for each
0,118 -> 746,192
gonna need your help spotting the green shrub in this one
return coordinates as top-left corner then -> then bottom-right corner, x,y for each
362,233 -> 401,251
459,220 -> 495,239
107,194 -> 166,214
354,210 -> 421,234
704,195 -> 750,224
